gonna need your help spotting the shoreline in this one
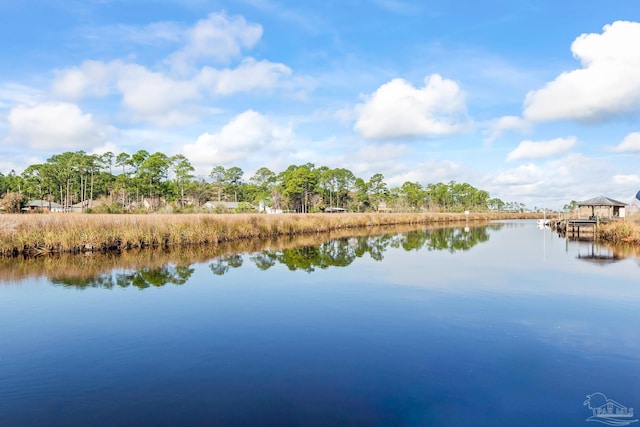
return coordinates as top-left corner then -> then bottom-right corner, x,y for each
0,212 -> 539,258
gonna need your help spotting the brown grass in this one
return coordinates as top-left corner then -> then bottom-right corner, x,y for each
597,219 -> 640,244
0,212 -> 539,257
0,222 -> 464,283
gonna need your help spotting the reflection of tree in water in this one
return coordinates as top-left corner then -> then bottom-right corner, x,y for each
52,264 -> 195,290
250,226 -> 493,272
275,239 -> 358,273
403,226 -> 491,253
51,225 -> 497,284
209,254 -> 243,275
250,251 -> 278,270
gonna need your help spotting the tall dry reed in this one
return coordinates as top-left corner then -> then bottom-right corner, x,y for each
0,212 -> 539,257
598,219 -> 640,243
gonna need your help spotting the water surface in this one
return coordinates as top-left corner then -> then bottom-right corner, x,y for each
1,220 -> 639,426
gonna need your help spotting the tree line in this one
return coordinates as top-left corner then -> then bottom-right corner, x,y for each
0,150 -> 515,213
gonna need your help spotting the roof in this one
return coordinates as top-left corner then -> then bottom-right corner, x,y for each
25,200 -> 63,208
577,196 -> 627,207
203,201 -> 240,209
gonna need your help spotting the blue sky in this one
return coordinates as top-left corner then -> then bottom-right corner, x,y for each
1,0 -> 639,209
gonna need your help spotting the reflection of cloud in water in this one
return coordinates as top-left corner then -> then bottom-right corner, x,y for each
513,317 -> 640,363
371,222 -> 640,303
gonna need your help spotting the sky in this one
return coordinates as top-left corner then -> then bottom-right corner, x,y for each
0,0 -> 639,210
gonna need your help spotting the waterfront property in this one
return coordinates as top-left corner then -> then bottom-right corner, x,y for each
578,196 -> 628,220
558,196 -> 629,239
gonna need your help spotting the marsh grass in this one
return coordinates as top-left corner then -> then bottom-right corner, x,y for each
0,212 -> 539,257
598,219 -> 640,243
0,222 -> 454,283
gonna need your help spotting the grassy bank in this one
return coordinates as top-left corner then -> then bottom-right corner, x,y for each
0,212 -> 538,257
0,223 -> 458,283
597,219 -> 640,244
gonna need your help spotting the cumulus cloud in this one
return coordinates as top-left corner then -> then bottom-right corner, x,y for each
524,21 -> 640,122
613,174 -> 640,185
116,64 -> 201,125
484,115 -> 531,143
612,132 -> 640,152
385,159 -> 466,188
52,60 -> 121,100
7,102 -> 107,150
354,74 -> 468,139
167,12 -> 263,73
182,110 -> 293,168
52,61 -> 202,125
198,58 -> 291,95
485,153 -> 630,208
507,137 -> 577,161
49,16 -> 298,126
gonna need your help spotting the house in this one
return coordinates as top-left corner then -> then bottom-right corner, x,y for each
70,200 -> 94,213
258,201 -> 283,214
577,196 -> 627,220
377,202 -> 392,213
142,197 -> 165,210
203,201 -> 241,212
324,207 -> 346,213
23,200 -> 64,213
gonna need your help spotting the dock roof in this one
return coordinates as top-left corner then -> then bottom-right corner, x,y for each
577,196 -> 627,207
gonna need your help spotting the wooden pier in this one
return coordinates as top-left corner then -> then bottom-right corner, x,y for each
567,219 -> 598,239
554,218 -> 600,240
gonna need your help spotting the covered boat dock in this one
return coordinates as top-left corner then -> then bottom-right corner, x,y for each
557,196 -> 628,239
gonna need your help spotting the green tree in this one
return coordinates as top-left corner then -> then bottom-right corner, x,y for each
224,166 -> 244,202
209,166 -> 226,202
248,167 -> 276,208
401,181 -> 424,211
128,150 -> 150,203
137,152 -> 170,201
171,154 -> 195,206
563,200 -> 578,212
278,164 -> 319,213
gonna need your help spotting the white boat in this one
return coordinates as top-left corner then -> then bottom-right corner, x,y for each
537,210 -> 550,229
537,219 -> 550,229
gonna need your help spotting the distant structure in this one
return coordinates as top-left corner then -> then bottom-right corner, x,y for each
23,200 -> 64,213
577,196 -> 627,220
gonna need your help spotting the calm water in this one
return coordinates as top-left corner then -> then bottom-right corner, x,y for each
1,220 -> 639,426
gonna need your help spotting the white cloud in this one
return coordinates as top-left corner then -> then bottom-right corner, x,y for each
0,83 -> 42,109
493,163 -> 543,187
524,21 -> 640,122
6,102 -> 107,150
483,115 -> 531,143
507,137 -> 577,161
354,74 -> 468,139
198,58 -> 292,95
612,132 -> 640,152
82,21 -> 184,46
182,110 -> 293,169
386,159 -> 465,188
167,12 -> 263,73
52,60 -> 120,100
613,174 -> 640,185
53,61 -> 203,125
116,64 -> 201,125
485,153 -> 632,208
